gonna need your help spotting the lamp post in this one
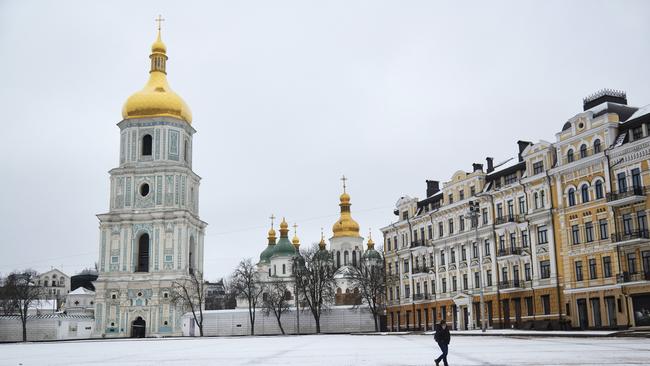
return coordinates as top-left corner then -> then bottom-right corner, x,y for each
469,200 -> 487,332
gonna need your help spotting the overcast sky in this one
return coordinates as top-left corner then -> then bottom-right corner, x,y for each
1,0 -> 649,280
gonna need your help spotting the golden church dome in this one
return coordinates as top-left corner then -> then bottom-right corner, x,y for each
122,29 -> 192,123
332,191 -> 361,238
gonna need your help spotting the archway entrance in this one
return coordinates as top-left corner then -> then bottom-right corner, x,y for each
131,316 -> 146,338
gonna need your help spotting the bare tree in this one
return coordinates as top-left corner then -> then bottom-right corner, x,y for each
171,270 -> 206,336
231,258 -> 263,335
261,279 -> 291,334
293,244 -> 336,334
348,259 -> 386,331
1,270 -> 44,341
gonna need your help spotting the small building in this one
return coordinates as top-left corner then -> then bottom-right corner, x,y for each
37,269 -> 70,307
64,287 -> 95,316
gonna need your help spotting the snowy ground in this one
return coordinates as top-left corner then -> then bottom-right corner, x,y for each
1,334 -> 649,366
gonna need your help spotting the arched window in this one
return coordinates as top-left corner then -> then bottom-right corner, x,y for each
136,233 -> 150,272
567,149 -> 574,163
336,251 -> 341,268
534,192 -> 539,209
568,188 -> 576,206
189,236 -> 196,274
282,264 -> 286,274
344,251 -> 349,265
52,280 -> 57,287
268,268 -> 271,276
142,135 -> 152,156
352,251 -> 357,267
581,184 -> 590,203
595,180 -> 604,199
580,144 -> 588,158
594,139 -> 601,153
540,190 -> 546,207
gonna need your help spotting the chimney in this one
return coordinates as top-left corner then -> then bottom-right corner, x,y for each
486,157 -> 494,173
426,180 -> 440,197
517,140 -> 532,162
472,163 -> 483,172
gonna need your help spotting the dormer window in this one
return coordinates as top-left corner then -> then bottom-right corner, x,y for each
402,211 -> 408,220
533,161 -> 544,175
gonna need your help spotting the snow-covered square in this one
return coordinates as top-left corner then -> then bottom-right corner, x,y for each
2,334 -> 649,366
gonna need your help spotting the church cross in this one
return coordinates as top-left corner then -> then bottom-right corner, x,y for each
341,175 -> 347,193
269,214 -> 275,228
155,15 -> 165,31
293,223 -> 298,234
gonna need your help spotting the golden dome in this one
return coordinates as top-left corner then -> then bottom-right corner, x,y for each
367,230 -> 375,250
279,218 -> 289,237
267,227 -> 277,244
332,191 -> 361,238
122,29 -> 192,123
319,229 -> 327,250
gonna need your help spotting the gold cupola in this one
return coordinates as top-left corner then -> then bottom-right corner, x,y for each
367,230 -> 375,250
122,19 -> 192,123
319,228 -> 327,250
291,223 -> 300,250
332,175 -> 361,238
279,218 -> 289,238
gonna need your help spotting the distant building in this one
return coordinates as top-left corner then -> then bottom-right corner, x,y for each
205,280 -> 227,310
37,269 -> 70,309
64,287 -> 95,316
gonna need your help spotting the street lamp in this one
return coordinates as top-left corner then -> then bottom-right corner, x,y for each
469,200 -> 487,333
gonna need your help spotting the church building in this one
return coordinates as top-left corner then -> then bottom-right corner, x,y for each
93,23 -> 207,338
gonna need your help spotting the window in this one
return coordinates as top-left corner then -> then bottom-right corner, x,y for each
140,183 -> 150,197
623,214 -> 633,235
537,225 -> 548,244
459,189 -> 465,200
568,188 -> 576,206
142,134 -> 152,156
541,295 -> 551,315
451,249 -> 456,263
505,173 -> 517,185
522,230 -> 529,247
581,184 -> 589,203
501,267 -> 508,282
452,276 -> 457,291
472,242 -> 478,259
448,194 -> 454,204
540,190 -> 546,207
534,192 -> 539,209
404,285 -> 410,298
403,260 -> 410,273
540,260 -> 550,279
441,252 -> 445,265
589,259 -> 597,279
585,222 -> 594,243
627,253 -> 637,274
448,219 -> 454,234
594,139 -> 601,153
387,238 -> 391,251
282,264 -> 286,275
638,211 -> 648,233
442,278 -> 447,293
509,232 -> 517,249
402,211 -> 408,220
518,196 -> 526,215
533,161 -> 544,175
571,225 -> 580,245
567,149 -> 574,163
499,235 -> 505,251
599,219 -> 609,239
136,233 -> 150,272
524,263 -> 531,281
632,168 -> 642,190
461,246 -> 467,261
474,271 -> 480,288
496,203 -> 503,219
580,144 -> 588,158
486,270 -> 493,286
575,261 -> 583,281
470,186 -> 476,196
459,215 -> 465,231
633,126 -> 644,140
617,172 -> 627,193
526,297 -> 534,316
484,239 -> 490,255
482,208 -> 488,225
595,180 -> 604,199
428,225 -> 433,239
463,274 -> 468,290
603,256 -> 612,278
438,222 -> 444,237
507,200 -> 514,217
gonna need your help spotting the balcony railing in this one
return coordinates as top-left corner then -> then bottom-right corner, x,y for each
410,239 -> 426,248
497,280 -> 526,290
611,229 -> 650,243
561,146 -> 599,165
617,271 -> 650,283
412,266 -> 430,274
497,247 -> 524,257
495,215 -> 524,225
413,293 -> 432,301
607,186 -> 647,203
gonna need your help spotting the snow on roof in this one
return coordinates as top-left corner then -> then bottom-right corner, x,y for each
68,287 -> 95,296
627,104 -> 650,121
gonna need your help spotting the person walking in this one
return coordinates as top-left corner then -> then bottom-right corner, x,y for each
434,319 -> 450,366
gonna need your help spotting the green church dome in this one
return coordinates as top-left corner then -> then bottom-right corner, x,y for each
272,236 -> 296,258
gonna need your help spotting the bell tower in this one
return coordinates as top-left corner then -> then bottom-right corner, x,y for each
93,20 -> 207,338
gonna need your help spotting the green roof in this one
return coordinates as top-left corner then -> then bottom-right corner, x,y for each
259,244 -> 275,263
271,237 -> 296,258
363,248 -> 382,261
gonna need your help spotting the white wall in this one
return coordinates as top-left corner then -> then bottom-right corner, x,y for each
0,315 -> 94,342
182,306 -> 376,337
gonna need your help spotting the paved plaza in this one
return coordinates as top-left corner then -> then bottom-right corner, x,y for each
1,334 -> 649,365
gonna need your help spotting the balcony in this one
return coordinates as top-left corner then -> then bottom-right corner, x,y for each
410,239 -> 427,248
497,280 -> 526,290
607,187 -> 647,206
413,293 -> 432,301
611,229 -> 650,244
495,215 -> 525,226
617,271 -> 650,283
497,247 -> 524,257
412,266 -> 430,275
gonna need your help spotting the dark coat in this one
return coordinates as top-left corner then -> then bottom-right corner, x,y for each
434,326 -> 450,345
